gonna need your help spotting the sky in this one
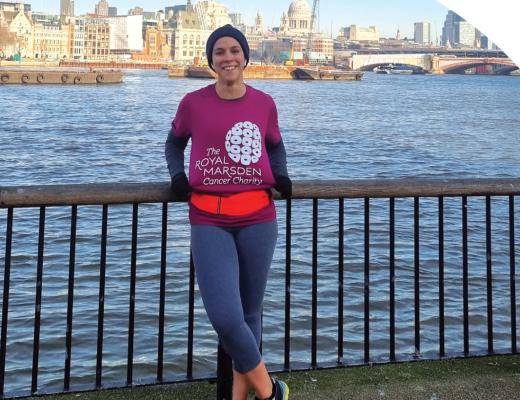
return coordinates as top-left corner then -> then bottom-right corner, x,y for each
28,0 -> 450,39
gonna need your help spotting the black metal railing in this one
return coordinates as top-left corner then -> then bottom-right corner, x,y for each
0,179 -> 519,399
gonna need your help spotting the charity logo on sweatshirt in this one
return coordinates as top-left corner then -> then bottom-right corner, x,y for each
225,121 -> 262,166
192,120 -> 265,186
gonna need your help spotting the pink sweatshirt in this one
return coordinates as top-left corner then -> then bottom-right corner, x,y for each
172,84 -> 282,226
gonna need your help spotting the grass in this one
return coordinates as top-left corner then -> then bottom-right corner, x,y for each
21,354 -> 520,400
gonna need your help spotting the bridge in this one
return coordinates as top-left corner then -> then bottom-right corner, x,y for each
351,53 -> 518,74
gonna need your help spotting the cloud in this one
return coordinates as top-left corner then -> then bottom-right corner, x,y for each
437,0 -> 519,67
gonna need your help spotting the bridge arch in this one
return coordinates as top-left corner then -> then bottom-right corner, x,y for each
359,62 -> 427,73
440,58 -> 516,74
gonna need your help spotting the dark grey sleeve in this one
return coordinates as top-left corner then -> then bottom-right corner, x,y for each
165,128 -> 189,178
267,139 -> 288,177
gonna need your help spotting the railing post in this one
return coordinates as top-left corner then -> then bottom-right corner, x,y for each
216,343 -> 233,400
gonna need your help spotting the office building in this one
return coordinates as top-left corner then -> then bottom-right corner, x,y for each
60,0 -> 74,17
414,22 -> 430,45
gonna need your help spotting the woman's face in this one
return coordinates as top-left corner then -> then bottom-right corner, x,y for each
211,36 -> 245,83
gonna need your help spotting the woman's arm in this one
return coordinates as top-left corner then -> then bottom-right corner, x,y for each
165,128 -> 188,178
165,128 -> 190,198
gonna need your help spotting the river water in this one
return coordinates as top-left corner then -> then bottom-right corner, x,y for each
0,71 -> 519,395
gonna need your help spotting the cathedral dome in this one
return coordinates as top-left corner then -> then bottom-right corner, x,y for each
288,0 -> 311,19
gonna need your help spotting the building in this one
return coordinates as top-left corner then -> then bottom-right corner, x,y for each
33,20 -> 72,60
144,26 -> 172,60
108,7 -> 117,17
480,34 -> 497,50
441,11 -> 478,48
228,12 -> 242,27
458,21 -> 476,47
195,0 -> 231,31
260,38 -> 292,63
72,16 -> 85,59
107,15 -> 143,57
344,25 -> 379,42
128,7 -> 143,16
169,1 -> 212,63
0,2 -> 31,12
95,0 -> 109,17
84,17 -> 110,59
254,11 -> 264,34
60,0 -> 74,17
3,7 -> 33,57
442,11 -> 461,47
310,34 -> 333,62
279,0 -> 312,36
414,22 -> 430,45
441,10 -> 478,48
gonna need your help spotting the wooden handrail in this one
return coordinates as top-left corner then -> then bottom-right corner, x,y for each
1,178 -> 520,208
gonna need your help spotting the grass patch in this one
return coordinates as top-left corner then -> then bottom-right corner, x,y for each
23,355 -> 520,400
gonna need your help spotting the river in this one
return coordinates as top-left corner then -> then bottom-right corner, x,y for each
0,70 -> 519,395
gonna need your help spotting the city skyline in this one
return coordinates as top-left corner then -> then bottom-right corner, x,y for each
25,0 -> 449,38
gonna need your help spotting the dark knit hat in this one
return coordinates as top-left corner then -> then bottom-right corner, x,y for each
206,24 -> 250,71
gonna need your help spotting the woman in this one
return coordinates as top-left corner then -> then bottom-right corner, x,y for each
165,25 -> 292,400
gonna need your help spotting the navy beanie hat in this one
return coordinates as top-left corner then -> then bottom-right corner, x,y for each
206,24 -> 250,71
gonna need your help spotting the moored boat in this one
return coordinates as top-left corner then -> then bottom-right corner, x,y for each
0,68 -> 123,84
169,64 -> 297,80
187,65 -> 216,79
293,67 -> 363,81
373,64 -> 424,75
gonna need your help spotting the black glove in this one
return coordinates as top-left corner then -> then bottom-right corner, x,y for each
170,172 -> 191,199
274,175 -> 292,199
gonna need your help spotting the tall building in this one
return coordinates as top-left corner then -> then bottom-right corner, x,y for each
457,21 -> 476,47
414,22 -> 430,45
60,0 -> 74,17
95,0 -> 109,17
108,7 -> 117,17
441,10 -> 478,48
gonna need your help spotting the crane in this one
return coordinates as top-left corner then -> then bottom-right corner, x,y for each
306,0 -> 319,64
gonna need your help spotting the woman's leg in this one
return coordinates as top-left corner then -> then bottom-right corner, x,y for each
191,225 -> 263,375
191,221 -> 278,399
235,221 -> 278,399
232,369 -> 250,400
236,221 -> 278,346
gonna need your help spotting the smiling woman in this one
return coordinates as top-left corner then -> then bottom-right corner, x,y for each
164,24 -> 292,400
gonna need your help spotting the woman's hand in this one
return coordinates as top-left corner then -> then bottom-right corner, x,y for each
170,172 -> 191,199
274,176 -> 292,199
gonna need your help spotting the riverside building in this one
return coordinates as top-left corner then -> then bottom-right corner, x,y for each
167,0 -> 211,63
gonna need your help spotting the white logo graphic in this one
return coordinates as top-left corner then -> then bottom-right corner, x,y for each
225,121 -> 262,166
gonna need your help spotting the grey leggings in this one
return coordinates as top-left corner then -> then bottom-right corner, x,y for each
191,220 -> 278,373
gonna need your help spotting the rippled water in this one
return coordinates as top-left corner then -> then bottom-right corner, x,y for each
1,71 -> 519,395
